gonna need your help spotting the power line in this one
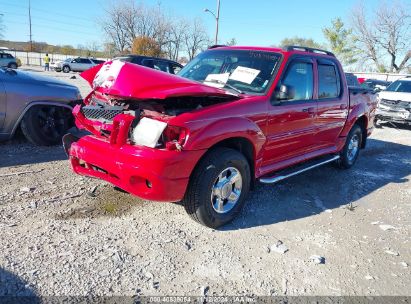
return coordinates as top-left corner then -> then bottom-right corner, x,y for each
2,11 -> 98,29
0,0 -> 96,23
4,20 -> 98,38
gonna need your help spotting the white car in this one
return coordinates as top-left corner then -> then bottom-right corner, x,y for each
54,57 -> 101,73
376,77 -> 411,126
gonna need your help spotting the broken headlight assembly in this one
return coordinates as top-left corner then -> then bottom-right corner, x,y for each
130,117 -> 187,151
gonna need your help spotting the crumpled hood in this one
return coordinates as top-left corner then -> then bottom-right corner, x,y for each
378,91 -> 411,102
80,60 -> 238,100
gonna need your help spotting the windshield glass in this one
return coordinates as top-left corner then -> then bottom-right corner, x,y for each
385,80 -> 411,93
178,50 -> 281,95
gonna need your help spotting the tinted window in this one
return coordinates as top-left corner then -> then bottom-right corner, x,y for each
318,64 -> 339,99
80,58 -> 91,64
154,60 -> 170,73
142,59 -> 154,68
170,63 -> 182,74
385,80 -> 411,93
280,61 -> 313,101
115,57 -> 133,62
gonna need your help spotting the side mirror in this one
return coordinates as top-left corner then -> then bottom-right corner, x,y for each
274,84 -> 290,102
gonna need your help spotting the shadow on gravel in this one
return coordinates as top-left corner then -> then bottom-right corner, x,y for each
54,185 -> 141,220
222,138 -> 411,230
0,136 -> 67,168
0,268 -> 39,303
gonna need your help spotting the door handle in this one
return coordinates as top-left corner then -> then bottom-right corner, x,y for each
302,107 -> 316,114
340,104 -> 348,110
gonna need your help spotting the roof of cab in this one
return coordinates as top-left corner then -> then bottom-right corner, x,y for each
207,45 -> 335,58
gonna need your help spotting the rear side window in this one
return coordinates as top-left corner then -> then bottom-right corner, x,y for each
80,58 -> 91,64
154,60 -> 170,73
281,61 -> 314,101
318,64 -> 339,99
142,59 -> 154,68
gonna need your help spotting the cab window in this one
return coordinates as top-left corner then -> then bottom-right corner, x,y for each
318,64 -> 339,99
277,61 -> 314,101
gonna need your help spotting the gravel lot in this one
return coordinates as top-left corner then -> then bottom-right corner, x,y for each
0,66 -> 410,297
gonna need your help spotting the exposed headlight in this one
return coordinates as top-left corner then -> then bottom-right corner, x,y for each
131,117 -> 167,148
131,117 -> 188,150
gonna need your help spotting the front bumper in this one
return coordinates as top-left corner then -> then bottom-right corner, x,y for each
66,134 -> 206,202
376,108 -> 411,124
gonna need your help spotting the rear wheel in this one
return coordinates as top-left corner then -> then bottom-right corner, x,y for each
183,148 -> 251,228
337,124 -> 363,169
21,105 -> 72,146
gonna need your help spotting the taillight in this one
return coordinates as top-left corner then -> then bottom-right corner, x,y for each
162,125 -> 188,151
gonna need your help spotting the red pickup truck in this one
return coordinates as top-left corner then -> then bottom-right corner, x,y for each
63,45 -> 377,228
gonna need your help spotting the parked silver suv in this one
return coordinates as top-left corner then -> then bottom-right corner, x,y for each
55,57 -> 102,73
0,52 -> 19,69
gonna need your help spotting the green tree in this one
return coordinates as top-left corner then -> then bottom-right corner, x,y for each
279,37 -> 323,49
323,18 -> 357,65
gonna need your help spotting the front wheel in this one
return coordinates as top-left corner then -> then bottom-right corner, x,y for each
183,148 -> 251,228
337,124 -> 363,169
8,63 -> 17,69
21,105 -> 73,146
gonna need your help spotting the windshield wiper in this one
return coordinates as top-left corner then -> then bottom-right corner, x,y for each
203,79 -> 244,95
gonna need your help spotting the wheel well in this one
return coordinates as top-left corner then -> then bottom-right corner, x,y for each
213,137 -> 256,187
13,103 -> 73,136
355,115 -> 367,148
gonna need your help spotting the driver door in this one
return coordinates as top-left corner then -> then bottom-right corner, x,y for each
262,57 -> 318,170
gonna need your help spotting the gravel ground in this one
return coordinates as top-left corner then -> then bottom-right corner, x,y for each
0,66 -> 410,297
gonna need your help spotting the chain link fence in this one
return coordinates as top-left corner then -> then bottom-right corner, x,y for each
9,50 -> 108,66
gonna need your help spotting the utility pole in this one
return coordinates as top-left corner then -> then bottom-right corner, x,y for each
204,0 -> 221,45
29,0 -> 32,52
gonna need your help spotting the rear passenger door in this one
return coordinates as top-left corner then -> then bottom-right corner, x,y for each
315,59 -> 348,149
263,57 -> 317,167
79,58 -> 93,71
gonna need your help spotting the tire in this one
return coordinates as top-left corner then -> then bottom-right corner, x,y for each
337,124 -> 363,169
8,63 -> 17,69
21,105 -> 73,146
62,65 -> 71,73
183,147 -> 251,228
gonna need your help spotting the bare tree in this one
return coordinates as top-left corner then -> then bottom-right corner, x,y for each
100,2 -> 129,54
374,2 -> 411,72
351,1 -> 411,72
164,19 -> 187,61
101,1 -> 211,60
184,18 -> 209,60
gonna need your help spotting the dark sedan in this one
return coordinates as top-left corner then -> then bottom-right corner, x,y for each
114,55 -> 183,74
0,68 -> 81,145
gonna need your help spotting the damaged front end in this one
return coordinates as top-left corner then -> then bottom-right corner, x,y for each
64,60 -> 238,202
376,98 -> 411,125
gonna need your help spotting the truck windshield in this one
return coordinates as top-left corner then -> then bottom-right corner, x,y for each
385,80 -> 411,93
178,50 -> 281,95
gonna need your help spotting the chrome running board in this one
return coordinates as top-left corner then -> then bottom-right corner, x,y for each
259,155 -> 340,184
